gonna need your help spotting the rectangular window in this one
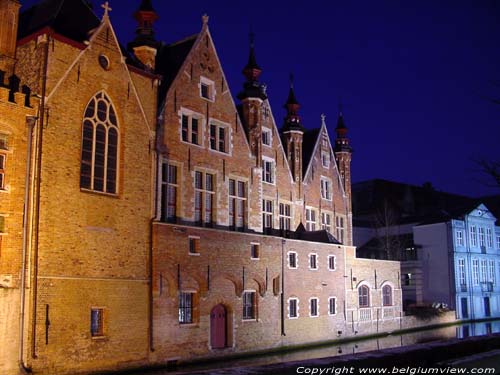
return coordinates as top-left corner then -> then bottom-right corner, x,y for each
321,151 -> 330,168
486,228 -> 493,248
288,252 -> 297,269
458,259 -> 466,286
321,212 -> 332,232
179,292 -> 193,324
404,273 -> 412,286
0,153 -> 5,190
306,208 -> 316,231
481,259 -> 488,282
262,128 -> 272,146
90,308 -> 104,337
161,163 -> 178,222
328,297 -> 336,315
229,179 -> 246,230
456,231 -> 464,247
328,255 -> 336,271
497,236 -> 500,250
279,203 -> 291,231
472,259 -> 479,285
262,199 -> 273,230
194,171 -> 215,225
189,237 -> 200,255
262,159 -> 274,184
201,83 -> 210,99
489,260 -> 495,284
309,254 -> 317,270
209,123 -> 228,153
479,227 -> 486,247
243,291 -> 256,320
470,225 -> 477,247
320,178 -> 331,200
0,133 -> 8,150
310,298 -> 319,317
181,113 -> 201,145
289,298 -> 298,318
336,216 -> 345,243
200,77 -> 215,101
251,243 -> 260,259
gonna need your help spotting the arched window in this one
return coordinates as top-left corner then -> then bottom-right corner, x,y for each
80,92 -> 118,194
382,285 -> 393,306
358,285 -> 370,307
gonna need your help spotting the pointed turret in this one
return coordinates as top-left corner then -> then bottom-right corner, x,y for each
334,111 -> 352,153
333,108 -> 353,215
282,74 -> 305,132
128,0 -> 159,70
237,32 -> 267,101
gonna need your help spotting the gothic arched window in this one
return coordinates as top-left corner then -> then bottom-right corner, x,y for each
358,285 -> 370,307
382,285 -> 393,306
80,92 -> 119,194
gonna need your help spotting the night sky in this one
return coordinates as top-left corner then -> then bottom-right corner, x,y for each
21,0 -> 500,198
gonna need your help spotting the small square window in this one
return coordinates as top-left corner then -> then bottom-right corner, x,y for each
90,308 -> 104,337
288,252 -> 297,269
251,243 -> 260,259
309,254 -> 318,270
189,237 -> 200,255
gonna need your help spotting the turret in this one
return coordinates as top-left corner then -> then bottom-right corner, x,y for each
282,74 -> 304,185
0,0 -> 21,78
128,0 -> 159,70
334,110 -> 352,199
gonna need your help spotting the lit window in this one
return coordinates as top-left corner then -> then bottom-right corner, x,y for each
161,163 -> 178,222
321,212 -> 332,233
80,92 -> 119,194
328,297 -> 336,315
181,113 -> 202,145
472,259 -> 479,285
310,298 -> 319,317
336,216 -> 345,243
243,291 -> 256,320
90,308 -> 104,337
479,227 -> 486,247
489,260 -> 495,284
456,230 -> 464,247
194,171 -> 215,225
328,255 -> 336,271
358,285 -> 370,307
189,237 -> 200,255
262,158 -> 275,184
0,153 -> 6,190
288,252 -> 297,269
279,203 -> 291,231
470,225 -> 477,247
404,273 -> 412,286
320,177 -> 332,200
262,127 -> 272,146
497,236 -> 500,250
179,292 -> 194,324
229,179 -> 246,230
481,259 -> 488,282
382,285 -> 392,306
210,123 -> 229,153
309,253 -> 318,270
288,298 -> 298,318
200,77 -> 215,101
251,243 -> 260,259
306,208 -> 316,231
458,259 -> 466,287
486,228 -> 493,248
262,199 -> 273,231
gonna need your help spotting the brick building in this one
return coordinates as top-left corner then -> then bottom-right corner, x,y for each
0,0 -> 402,374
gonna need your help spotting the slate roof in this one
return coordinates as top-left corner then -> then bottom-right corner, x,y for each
298,229 -> 342,245
18,0 -> 100,42
155,34 -> 198,107
301,128 -> 320,178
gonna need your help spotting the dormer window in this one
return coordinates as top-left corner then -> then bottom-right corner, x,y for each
200,76 -> 215,101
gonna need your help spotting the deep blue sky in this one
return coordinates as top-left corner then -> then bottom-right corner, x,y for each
21,0 -> 500,197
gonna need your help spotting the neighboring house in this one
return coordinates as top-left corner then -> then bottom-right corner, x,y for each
415,204 -> 500,320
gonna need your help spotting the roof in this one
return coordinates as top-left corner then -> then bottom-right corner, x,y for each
138,0 -> 155,12
301,128 -> 320,178
18,0 -> 100,43
156,34 -> 198,107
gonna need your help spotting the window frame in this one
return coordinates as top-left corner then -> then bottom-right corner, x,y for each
458,258 -> 466,286
336,216 -> 345,243
320,177 -> 332,200
200,76 -> 215,102
179,108 -> 204,147
472,259 -> 479,285
0,152 -> 6,191
382,285 -> 393,306
194,170 -> 215,226
328,297 -> 337,316
309,253 -> 318,270
486,228 -> 493,248
209,119 -> 231,155
179,291 -> 195,324
161,162 -> 179,222
262,199 -> 274,230
306,208 -> 317,231
262,157 -> 275,184
188,236 -> 200,256
90,307 -> 105,338
279,202 -> 292,231
288,297 -> 299,319
321,150 -> 330,168
250,242 -> 260,260
470,225 -> 477,247
228,178 -> 247,230
321,212 -> 332,233
242,291 -> 257,320
328,255 -> 336,271
309,297 -> 319,317
288,251 -> 298,269
358,285 -> 370,308
456,230 -> 464,247
262,127 -> 272,147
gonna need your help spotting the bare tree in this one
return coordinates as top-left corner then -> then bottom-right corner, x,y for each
473,159 -> 500,190
373,199 -> 402,260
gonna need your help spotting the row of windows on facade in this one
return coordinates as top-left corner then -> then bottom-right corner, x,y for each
161,163 -> 345,238
456,227 -> 500,250
288,251 -> 337,271
457,258 -> 500,288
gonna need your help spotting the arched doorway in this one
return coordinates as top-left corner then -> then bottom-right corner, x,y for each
210,304 -> 227,349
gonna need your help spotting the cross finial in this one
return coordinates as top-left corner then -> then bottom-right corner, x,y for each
321,113 -> 326,123
101,1 -> 112,18
202,14 -> 209,24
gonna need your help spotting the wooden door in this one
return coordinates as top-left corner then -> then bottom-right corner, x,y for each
210,304 -> 226,349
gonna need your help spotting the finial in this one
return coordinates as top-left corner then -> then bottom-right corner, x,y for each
338,97 -> 343,116
289,73 -> 294,88
321,113 -> 326,126
101,1 -> 112,18
202,14 -> 209,24
249,27 -> 255,48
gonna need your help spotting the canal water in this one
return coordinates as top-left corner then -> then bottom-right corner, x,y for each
135,320 -> 500,374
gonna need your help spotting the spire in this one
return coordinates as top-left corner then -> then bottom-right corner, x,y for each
237,31 -> 267,101
334,110 -> 352,153
128,0 -> 159,49
282,73 -> 304,132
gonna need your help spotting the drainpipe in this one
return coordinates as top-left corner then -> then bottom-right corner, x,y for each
31,33 -> 50,360
19,115 -> 37,374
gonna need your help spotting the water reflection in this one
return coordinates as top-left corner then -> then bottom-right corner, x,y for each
138,320 -> 500,374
